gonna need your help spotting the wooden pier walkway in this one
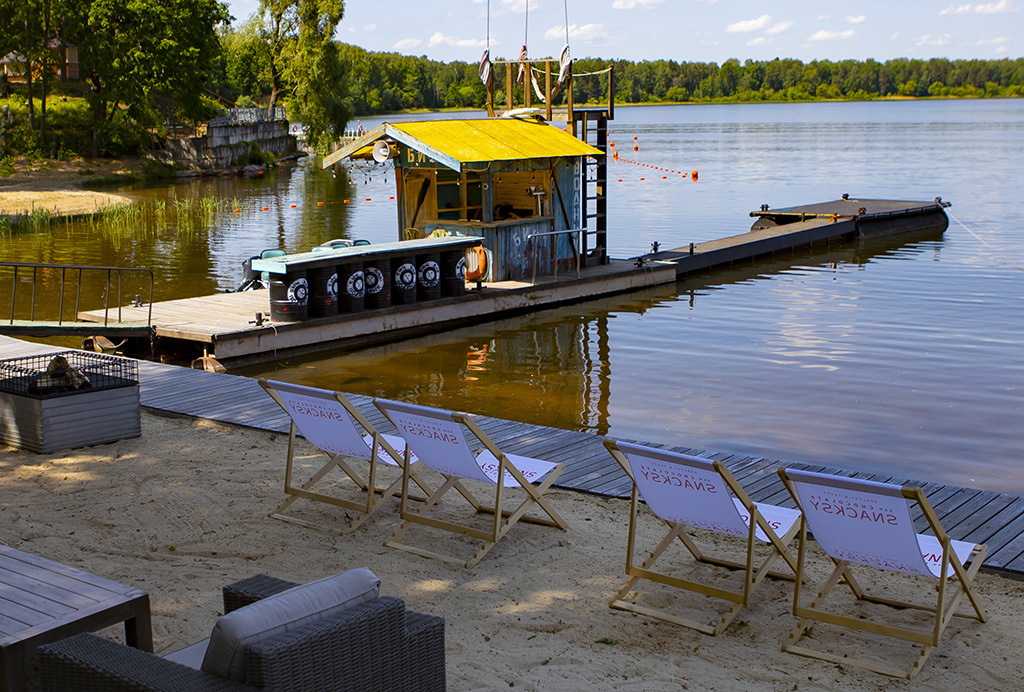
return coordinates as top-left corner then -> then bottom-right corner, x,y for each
4,335 -> 1024,579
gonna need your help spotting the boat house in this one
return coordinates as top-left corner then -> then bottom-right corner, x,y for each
323,117 -> 604,282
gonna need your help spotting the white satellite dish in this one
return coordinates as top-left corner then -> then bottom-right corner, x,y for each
371,140 -> 391,163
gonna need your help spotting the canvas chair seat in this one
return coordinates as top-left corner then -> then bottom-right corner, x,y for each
374,398 -> 568,568
259,380 -> 433,535
604,440 -> 800,636
778,467 -> 987,679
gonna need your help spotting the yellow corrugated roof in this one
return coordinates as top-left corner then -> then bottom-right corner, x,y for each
393,118 -> 602,164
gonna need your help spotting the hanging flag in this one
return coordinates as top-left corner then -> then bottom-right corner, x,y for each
551,44 -> 571,98
516,45 -> 529,84
479,49 -> 492,86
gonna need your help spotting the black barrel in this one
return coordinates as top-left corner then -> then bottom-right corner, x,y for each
308,265 -> 338,318
269,269 -> 309,322
440,249 -> 466,297
416,252 -> 442,302
391,256 -> 417,305
337,261 -> 365,313
363,257 -> 391,309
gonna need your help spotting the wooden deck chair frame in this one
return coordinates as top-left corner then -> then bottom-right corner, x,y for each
777,467 -> 988,679
374,398 -> 568,568
605,439 -> 801,635
259,379 -> 432,535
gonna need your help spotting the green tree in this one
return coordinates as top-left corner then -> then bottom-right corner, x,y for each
81,0 -> 229,156
287,0 -> 347,152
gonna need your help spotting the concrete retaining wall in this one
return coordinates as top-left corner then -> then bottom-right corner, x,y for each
149,121 -> 297,170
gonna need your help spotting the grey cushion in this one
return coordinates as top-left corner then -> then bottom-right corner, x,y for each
201,567 -> 381,682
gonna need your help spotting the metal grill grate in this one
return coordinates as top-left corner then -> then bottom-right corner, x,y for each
0,351 -> 138,398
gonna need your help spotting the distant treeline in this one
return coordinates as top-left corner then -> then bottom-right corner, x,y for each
330,46 -> 1024,115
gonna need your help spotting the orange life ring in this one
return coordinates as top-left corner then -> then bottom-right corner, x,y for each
464,246 -> 488,282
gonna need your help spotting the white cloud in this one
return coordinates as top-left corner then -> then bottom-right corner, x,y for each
427,32 -> 487,48
692,0 -> 719,4
817,14 -> 832,20
747,36 -> 768,46
940,0 -> 1017,15
846,15 -> 866,24
544,23 -> 610,43
915,33 -> 952,46
807,29 -> 855,41
391,38 -> 422,51
765,21 -> 793,35
890,31 -> 900,41
997,44 -> 1008,53
726,14 -> 772,33
612,0 -> 664,8
976,35 -> 1010,44
364,24 -> 377,31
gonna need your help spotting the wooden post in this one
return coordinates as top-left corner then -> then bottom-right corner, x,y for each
545,62 -> 552,121
506,62 -> 514,112
608,65 -> 615,120
567,62 -> 575,136
524,60 -> 531,109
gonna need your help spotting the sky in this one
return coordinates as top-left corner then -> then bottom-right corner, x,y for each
225,0 -> 1020,64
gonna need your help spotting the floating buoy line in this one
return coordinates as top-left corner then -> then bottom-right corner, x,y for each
608,140 -> 698,182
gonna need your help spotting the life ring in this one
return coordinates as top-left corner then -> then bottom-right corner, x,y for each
464,246 -> 488,282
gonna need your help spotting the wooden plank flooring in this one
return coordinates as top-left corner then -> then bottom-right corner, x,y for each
3,335 -> 1024,578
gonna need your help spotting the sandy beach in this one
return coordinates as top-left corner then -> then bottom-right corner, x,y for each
2,409 -> 1022,691
0,158 -> 136,217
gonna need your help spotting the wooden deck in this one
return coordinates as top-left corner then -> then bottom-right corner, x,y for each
4,335 -> 1024,579
78,260 -> 676,365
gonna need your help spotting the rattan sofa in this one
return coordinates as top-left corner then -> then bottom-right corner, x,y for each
37,573 -> 446,692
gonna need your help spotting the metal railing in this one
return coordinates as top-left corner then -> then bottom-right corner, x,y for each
1,261 -> 154,328
528,228 -> 593,284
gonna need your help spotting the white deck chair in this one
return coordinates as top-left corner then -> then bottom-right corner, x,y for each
259,379 -> 430,535
604,440 -> 801,635
778,467 -> 987,679
374,398 -> 568,568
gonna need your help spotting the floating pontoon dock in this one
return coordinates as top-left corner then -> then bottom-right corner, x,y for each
76,197 -> 949,365
79,260 -> 675,365
647,197 -> 950,278
3,334 -> 1023,579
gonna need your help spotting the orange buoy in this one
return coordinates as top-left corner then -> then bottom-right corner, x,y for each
365,197 -> 371,201
464,246 -> 488,282
262,206 -> 269,211
233,209 -> 241,213
317,201 -> 324,206
662,176 -> 667,179
343,199 -> 350,204
640,177 -> 645,180
609,141 -> 615,148
691,170 -> 699,179
290,204 -> 297,208
617,178 -> 623,182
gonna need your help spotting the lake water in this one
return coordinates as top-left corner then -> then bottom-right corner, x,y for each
4,99 -> 1023,493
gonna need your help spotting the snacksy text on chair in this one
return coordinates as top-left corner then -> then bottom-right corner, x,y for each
260,380 -> 431,534
604,439 -> 801,635
777,467 -> 987,679
374,398 -> 568,568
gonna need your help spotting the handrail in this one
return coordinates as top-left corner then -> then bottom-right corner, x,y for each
528,228 -> 593,284
0,261 -> 154,328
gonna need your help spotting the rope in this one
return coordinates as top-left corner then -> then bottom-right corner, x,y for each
486,0 -> 490,50
947,210 -> 1024,273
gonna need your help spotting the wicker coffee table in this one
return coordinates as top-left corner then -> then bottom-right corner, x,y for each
0,545 -> 152,691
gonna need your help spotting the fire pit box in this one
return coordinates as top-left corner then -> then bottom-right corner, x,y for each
0,351 -> 141,453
